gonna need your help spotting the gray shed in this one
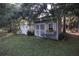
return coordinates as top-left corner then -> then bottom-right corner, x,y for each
34,17 -> 61,40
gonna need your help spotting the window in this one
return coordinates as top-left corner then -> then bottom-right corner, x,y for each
49,23 -> 53,29
53,23 -> 57,31
36,31 -> 39,35
48,23 -> 54,32
40,31 -> 45,36
36,25 -> 39,29
40,24 -> 45,30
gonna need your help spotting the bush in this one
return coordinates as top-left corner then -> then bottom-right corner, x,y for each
59,33 -> 65,40
59,33 -> 70,40
27,31 -> 34,36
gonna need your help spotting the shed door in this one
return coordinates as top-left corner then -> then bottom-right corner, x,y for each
40,24 -> 45,37
35,23 -> 45,37
35,24 -> 40,36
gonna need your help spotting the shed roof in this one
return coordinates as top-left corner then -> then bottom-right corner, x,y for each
34,16 -> 57,23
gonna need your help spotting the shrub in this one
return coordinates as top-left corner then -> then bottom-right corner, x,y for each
58,33 -> 65,40
27,31 -> 34,36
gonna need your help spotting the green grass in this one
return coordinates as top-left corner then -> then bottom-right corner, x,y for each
0,35 -> 79,56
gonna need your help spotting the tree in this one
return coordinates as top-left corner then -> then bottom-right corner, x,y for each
0,3 -> 22,33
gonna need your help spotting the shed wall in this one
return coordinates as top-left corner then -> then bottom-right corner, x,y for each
34,21 -> 59,40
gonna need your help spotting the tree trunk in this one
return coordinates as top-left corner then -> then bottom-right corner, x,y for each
63,16 -> 66,33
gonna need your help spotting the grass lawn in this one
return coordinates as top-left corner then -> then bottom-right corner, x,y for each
0,34 -> 79,56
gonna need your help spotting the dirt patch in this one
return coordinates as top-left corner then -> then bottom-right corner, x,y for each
0,32 -> 7,37
66,30 -> 79,39
0,33 -> 14,39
